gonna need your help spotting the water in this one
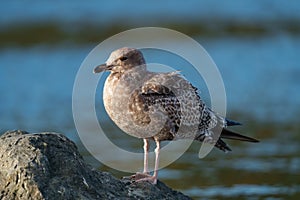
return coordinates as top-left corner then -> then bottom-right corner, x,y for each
1,1 -> 300,199
1,0 -> 300,25
1,35 -> 299,129
1,35 -> 299,199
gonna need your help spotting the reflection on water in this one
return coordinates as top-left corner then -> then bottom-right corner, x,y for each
1,35 -> 300,199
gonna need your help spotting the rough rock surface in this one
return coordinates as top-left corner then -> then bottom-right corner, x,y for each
0,130 -> 191,200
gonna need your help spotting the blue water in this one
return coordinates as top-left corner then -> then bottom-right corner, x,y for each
1,0 -> 300,25
1,35 -> 300,199
1,1 -> 300,199
201,35 -> 300,121
1,35 -> 299,133
0,46 -> 89,135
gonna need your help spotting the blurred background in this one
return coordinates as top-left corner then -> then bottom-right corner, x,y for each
1,1 -> 300,199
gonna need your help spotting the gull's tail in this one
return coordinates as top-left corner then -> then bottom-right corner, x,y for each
214,129 -> 259,152
221,128 -> 259,143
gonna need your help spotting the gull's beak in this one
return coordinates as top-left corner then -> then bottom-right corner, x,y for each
93,64 -> 112,73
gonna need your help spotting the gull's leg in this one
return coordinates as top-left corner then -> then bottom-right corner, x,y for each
135,139 -> 160,184
151,139 -> 160,184
131,139 -> 151,180
143,138 -> 150,174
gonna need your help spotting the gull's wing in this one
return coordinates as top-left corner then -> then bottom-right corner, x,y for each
129,72 -> 259,150
129,82 -> 181,141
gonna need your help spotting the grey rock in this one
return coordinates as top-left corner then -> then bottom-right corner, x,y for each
0,130 -> 191,200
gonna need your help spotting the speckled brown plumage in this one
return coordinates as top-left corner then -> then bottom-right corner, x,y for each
94,47 -> 259,184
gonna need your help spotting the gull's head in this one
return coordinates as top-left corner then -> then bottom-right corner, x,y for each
93,47 -> 146,74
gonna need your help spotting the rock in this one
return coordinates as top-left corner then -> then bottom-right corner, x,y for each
0,130 -> 191,200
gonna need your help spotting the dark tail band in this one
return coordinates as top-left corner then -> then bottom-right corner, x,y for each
221,128 -> 259,143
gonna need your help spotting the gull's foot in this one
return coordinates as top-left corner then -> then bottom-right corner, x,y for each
122,172 -> 150,183
131,172 -> 151,180
124,172 -> 157,184
135,175 -> 157,184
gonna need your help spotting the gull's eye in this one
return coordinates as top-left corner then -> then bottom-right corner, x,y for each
119,56 -> 128,61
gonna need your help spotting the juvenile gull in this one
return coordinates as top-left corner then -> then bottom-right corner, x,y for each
94,47 -> 259,184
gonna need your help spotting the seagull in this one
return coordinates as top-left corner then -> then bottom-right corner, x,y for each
94,47 -> 259,184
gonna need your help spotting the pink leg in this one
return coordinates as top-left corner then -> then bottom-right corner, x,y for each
152,139 -> 160,184
135,139 -> 160,184
131,139 -> 151,180
143,138 -> 150,174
